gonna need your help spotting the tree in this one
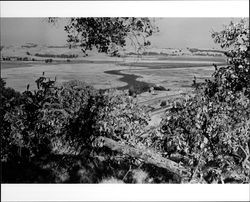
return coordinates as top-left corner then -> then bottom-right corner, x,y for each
210,19 -> 250,98
160,19 -> 250,183
49,17 -> 158,56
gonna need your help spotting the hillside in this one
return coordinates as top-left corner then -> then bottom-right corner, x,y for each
1,43 -> 225,61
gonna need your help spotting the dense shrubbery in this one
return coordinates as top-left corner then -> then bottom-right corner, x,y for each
160,19 -> 250,183
1,74 -> 152,182
0,79 -> 23,161
161,91 -> 250,183
2,77 -> 148,154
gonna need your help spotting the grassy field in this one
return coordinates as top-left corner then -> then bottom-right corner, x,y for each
1,61 -> 127,92
122,65 -> 215,89
1,55 -> 224,93
120,61 -> 225,69
1,61 -> 35,69
1,60 -> 119,69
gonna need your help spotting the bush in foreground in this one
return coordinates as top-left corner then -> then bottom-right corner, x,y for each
1,75 -> 151,182
160,19 -> 250,183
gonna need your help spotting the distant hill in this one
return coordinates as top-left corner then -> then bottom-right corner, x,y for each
1,44 -> 225,60
21,43 -> 38,48
1,44 -> 85,59
125,47 -> 225,57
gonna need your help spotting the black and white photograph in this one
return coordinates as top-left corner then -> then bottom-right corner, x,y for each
0,0 -> 249,201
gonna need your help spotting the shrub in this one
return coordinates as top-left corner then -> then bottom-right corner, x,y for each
161,92 -> 250,183
154,85 -> 167,91
0,78 -> 23,161
160,100 -> 167,107
128,86 -> 137,97
1,74 -> 150,161
45,59 -> 53,63
97,90 -> 149,143
3,76 -> 58,161
1,71 -> 153,183
160,19 -> 250,183
129,83 -> 153,95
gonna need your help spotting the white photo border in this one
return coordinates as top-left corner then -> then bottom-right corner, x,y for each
1,0 -> 249,17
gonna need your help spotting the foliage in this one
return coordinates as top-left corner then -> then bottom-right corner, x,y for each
160,100 -> 167,107
128,82 -> 154,96
1,74 -> 150,179
50,17 -> 158,55
209,19 -> 250,98
0,78 -> 23,161
153,85 -> 167,91
3,76 -> 59,161
97,90 -> 149,144
161,92 -> 250,183
160,19 -> 250,183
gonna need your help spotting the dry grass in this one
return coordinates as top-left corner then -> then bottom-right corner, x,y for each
1,55 -> 222,94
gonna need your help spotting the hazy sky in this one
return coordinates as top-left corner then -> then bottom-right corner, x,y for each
0,18 -> 242,49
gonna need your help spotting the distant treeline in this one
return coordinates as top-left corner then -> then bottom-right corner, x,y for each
21,43 -> 38,48
126,50 -> 223,57
126,52 -> 181,56
1,56 -> 35,61
188,48 -> 225,54
193,53 -> 223,57
34,53 -> 78,58
47,45 -> 69,48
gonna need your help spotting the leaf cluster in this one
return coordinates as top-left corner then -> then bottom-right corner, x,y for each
160,19 -> 250,183
64,17 -> 158,55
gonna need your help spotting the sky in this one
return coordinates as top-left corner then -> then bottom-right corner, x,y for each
0,18 -> 242,49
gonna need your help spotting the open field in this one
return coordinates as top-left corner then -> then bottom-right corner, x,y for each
1,62 -> 127,92
122,65 -> 215,91
1,55 -> 224,93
